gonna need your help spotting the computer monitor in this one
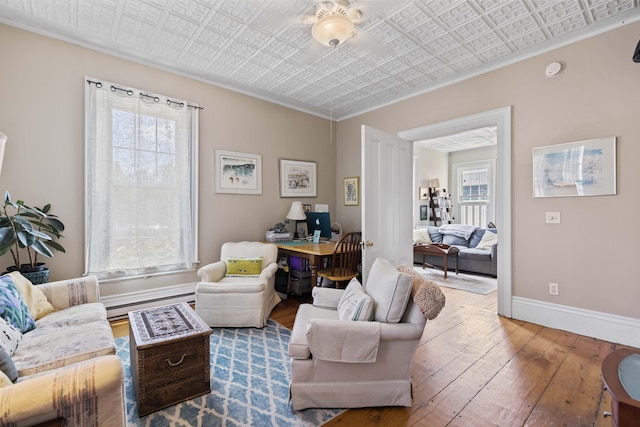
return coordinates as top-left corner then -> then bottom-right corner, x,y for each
306,212 -> 331,239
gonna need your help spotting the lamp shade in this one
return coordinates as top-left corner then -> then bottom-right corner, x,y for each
311,13 -> 354,47
429,178 -> 440,188
286,201 -> 307,221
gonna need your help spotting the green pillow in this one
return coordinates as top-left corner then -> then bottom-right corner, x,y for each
225,257 -> 263,276
0,275 -> 36,333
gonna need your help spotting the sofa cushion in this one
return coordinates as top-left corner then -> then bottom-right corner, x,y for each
469,228 -> 486,248
459,248 -> 493,261
413,228 -> 432,244
225,257 -> 262,276
0,316 -> 22,356
428,226 -> 443,243
35,302 -> 108,329
365,258 -> 412,323
13,319 -> 115,377
476,230 -> 498,249
0,370 -> 12,388
442,234 -> 469,246
7,272 -> 55,320
0,276 -> 36,333
0,347 -> 17,383
337,279 -> 373,321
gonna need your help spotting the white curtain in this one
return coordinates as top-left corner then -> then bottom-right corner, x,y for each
84,78 -> 198,279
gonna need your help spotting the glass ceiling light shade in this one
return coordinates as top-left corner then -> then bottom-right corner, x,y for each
311,13 -> 355,47
286,201 -> 307,221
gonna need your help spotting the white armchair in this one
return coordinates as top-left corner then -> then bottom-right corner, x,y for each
288,258 -> 444,410
195,241 -> 280,328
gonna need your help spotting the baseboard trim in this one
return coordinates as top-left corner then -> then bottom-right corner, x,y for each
512,297 -> 640,348
102,282 -> 197,320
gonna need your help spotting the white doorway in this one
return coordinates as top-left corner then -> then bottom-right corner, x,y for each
398,107 -> 512,318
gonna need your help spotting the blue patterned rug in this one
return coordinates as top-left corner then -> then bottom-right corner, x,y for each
115,319 -> 343,426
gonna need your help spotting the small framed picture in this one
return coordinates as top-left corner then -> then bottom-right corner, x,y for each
419,187 -> 429,200
214,150 -> 262,195
344,176 -> 359,206
420,205 -> 428,220
302,203 -> 311,212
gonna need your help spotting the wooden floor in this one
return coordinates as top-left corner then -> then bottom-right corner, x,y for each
110,287 -> 629,427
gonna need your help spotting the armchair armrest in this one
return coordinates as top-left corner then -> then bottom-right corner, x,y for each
197,261 -> 226,282
259,262 -> 278,282
306,319 -> 380,363
36,276 -> 100,310
312,287 -> 344,309
0,355 -> 125,426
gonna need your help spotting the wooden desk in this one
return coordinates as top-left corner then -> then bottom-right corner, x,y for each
274,241 -> 337,288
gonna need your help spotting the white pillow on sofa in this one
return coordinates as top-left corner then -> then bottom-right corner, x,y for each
476,230 -> 498,249
413,228 -> 432,244
337,279 -> 373,321
365,257 -> 412,323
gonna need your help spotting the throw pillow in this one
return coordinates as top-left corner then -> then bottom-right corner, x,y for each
0,347 -> 17,383
397,265 -> 446,320
0,316 -> 22,356
0,370 -> 12,388
476,230 -> 498,249
0,275 -> 36,333
337,278 -> 373,321
413,228 -> 432,245
7,272 -> 55,320
364,257 -> 412,323
225,257 -> 263,276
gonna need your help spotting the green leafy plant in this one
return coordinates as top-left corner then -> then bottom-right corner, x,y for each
0,191 -> 65,271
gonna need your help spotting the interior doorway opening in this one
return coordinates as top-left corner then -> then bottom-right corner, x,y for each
398,107 -> 512,318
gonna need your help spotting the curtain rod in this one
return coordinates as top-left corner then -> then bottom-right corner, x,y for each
86,79 -> 203,110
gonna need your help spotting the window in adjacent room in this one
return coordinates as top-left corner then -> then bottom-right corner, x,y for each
84,78 -> 199,280
455,160 -> 495,227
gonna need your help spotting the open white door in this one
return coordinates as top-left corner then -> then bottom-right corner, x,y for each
361,125 -> 413,284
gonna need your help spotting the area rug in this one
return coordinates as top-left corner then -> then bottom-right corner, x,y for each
115,319 -> 343,426
413,266 -> 497,295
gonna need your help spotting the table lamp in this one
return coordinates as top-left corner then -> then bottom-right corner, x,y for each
286,201 -> 307,239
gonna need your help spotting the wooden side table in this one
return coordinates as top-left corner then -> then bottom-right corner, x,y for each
129,302 -> 212,416
602,347 -> 640,427
413,243 -> 459,279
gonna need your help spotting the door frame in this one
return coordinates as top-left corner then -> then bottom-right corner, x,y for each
398,107 -> 512,318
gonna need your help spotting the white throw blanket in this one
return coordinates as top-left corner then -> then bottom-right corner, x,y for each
439,224 -> 477,239
306,319 -> 380,363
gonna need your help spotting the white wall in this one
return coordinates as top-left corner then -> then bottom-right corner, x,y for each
414,145 -> 448,227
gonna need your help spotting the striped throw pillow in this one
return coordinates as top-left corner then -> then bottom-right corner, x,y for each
337,279 -> 373,321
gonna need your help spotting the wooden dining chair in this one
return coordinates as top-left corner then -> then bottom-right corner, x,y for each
317,232 -> 362,288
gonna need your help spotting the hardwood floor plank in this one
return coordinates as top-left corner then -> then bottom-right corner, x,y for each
524,335 -> 616,426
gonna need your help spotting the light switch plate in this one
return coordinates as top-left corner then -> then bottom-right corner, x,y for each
546,212 -> 561,223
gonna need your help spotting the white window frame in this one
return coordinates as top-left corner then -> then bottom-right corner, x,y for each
452,160 -> 495,227
84,77 -> 199,281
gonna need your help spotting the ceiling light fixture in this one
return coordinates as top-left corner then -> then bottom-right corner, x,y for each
311,8 -> 355,47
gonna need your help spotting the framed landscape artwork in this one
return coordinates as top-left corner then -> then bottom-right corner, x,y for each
280,159 -> 317,197
344,176 -> 359,206
214,150 -> 262,195
533,137 -> 616,198
420,205 -> 428,220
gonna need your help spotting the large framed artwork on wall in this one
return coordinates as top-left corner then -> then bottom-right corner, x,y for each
533,137 -> 616,198
214,150 -> 262,195
280,159 -> 317,198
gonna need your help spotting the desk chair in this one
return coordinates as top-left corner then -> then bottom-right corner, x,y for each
317,232 -> 362,288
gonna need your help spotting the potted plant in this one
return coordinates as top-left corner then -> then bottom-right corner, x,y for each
0,191 -> 65,284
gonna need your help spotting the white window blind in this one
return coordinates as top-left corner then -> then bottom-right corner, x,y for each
84,78 -> 198,280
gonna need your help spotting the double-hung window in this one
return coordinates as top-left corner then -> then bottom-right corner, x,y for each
84,78 -> 199,280
454,160 -> 494,227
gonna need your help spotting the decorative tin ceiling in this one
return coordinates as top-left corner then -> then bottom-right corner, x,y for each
1,0 -> 639,120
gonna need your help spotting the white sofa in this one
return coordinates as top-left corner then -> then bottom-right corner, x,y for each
288,258 -> 445,410
0,274 -> 125,426
195,241 -> 280,328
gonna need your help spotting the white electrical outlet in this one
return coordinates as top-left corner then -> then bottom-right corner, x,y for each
549,282 -> 559,295
546,212 -> 561,223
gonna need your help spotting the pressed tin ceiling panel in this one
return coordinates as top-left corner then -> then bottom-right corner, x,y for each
0,0 -> 639,120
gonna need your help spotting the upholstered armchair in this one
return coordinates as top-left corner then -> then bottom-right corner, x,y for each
195,241 -> 280,328
288,258 -> 445,410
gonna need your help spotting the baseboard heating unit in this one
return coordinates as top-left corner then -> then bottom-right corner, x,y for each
102,282 -> 197,320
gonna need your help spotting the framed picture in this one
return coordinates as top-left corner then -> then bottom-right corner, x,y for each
214,150 -> 262,195
302,203 -> 311,212
280,159 -> 317,197
419,187 -> 429,200
533,137 -> 616,198
420,205 -> 428,220
344,176 -> 359,206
